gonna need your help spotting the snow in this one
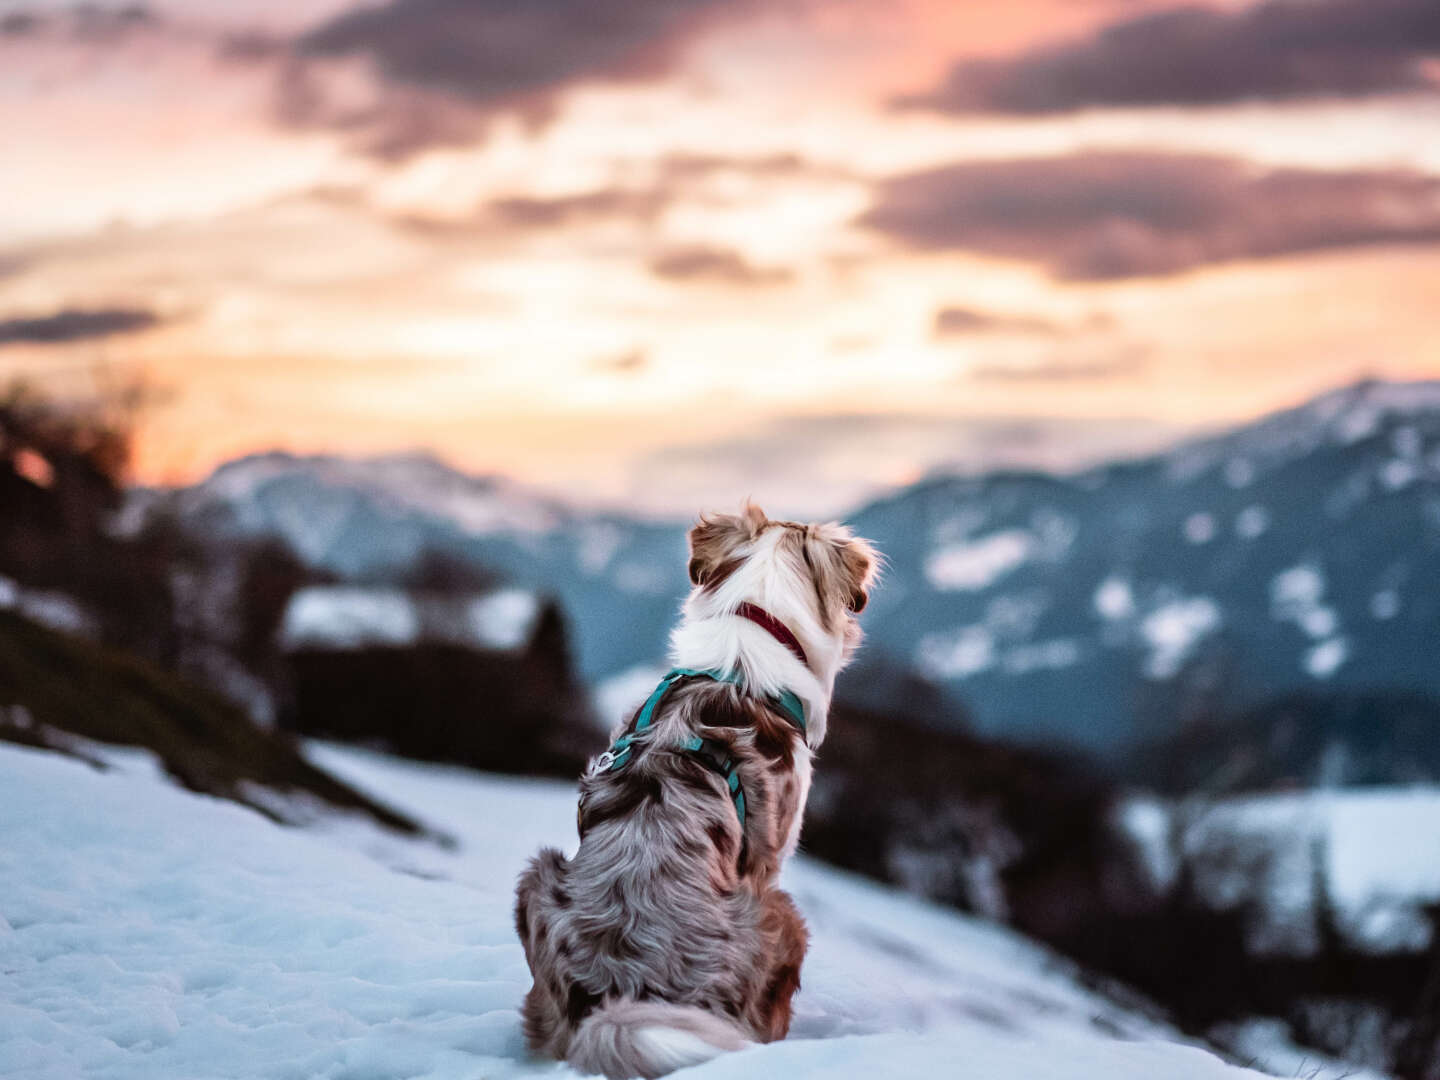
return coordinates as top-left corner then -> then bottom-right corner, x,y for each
611,561 -> 671,595
1183,512 -> 1216,545
0,582 -> 98,638
197,453 -> 562,538
1297,607 -> 1338,640
1234,506 -> 1269,540
280,586 -> 420,649
576,522 -> 624,576
1163,380 -> 1440,490
1094,577 -> 1135,621
917,625 -> 996,680
1140,596 -> 1221,680
1121,789 -> 1440,956
592,664 -> 668,732
1117,799 -> 1176,893
1304,637 -> 1348,679
1269,564 -> 1345,652
0,740 -> 1282,1080
1000,638 -> 1081,675
1270,564 -> 1324,612
278,586 -> 541,652
1379,457 -> 1419,491
1224,458 -> 1255,489
1370,590 -> 1400,620
1210,1020 -> 1390,1080
924,529 -> 1033,591
466,589 -> 541,651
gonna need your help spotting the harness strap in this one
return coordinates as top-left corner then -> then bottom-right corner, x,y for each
596,668 -> 807,830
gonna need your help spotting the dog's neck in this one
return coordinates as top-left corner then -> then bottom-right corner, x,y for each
668,546 -> 846,749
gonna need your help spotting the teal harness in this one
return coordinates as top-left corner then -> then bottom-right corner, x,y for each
596,668 -> 807,829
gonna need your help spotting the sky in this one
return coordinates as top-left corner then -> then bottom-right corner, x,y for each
1,0 -> 1438,515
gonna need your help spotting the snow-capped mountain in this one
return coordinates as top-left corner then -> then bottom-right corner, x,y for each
144,380 -> 1440,759
131,451 -> 690,679
849,379 -> 1440,753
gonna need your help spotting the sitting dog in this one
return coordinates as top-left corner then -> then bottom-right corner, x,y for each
513,504 -> 877,1078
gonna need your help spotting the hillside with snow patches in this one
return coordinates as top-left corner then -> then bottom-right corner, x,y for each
136,379 -> 1440,753
2,738 -> 1364,1080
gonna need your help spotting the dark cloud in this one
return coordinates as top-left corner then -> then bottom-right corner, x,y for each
288,0 -> 739,156
655,151 -> 843,182
269,55 -> 495,162
860,152 -> 1440,280
0,252 -> 30,281
0,4 -> 157,42
487,189 -> 670,229
0,308 -> 161,346
902,0 -> 1440,114
649,245 -> 794,286
934,307 -> 1063,337
217,29 -> 289,64
473,153 -> 841,231
0,11 -> 41,36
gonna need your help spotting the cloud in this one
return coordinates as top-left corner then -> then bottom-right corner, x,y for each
0,4 -> 158,42
0,308 -> 162,346
286,0 -> 743,156
625,411 -> 1190,518
860,151 -> 1440,280
593,348 -> 649,374
934,307 -> 1063,337
649,245 -> 794,286
968,346 -> 1151,382
902,0 -> 1440,114
486,189 -> 670,229
472,154 -> 841,231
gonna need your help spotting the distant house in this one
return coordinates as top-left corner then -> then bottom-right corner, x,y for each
276,586 -> 595,777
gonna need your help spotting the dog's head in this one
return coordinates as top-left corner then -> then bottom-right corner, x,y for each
686,502 -> 878,666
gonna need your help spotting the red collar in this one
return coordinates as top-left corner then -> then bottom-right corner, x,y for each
735,602 -> 809,668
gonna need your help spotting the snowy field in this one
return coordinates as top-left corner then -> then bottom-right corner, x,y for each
1122,789 -> 1440,955
0,740 -> 1353,1080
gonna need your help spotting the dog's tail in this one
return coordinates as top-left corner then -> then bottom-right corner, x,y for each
565,998 -> 750,1079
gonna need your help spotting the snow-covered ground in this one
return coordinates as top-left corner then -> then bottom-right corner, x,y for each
0,741 -> 1356,1079
1121,789 -> 1440,956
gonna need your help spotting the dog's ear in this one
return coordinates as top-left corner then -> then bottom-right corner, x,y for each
806,524 -> 878,615
835,535 -> 875,613
837,534 -> 877,613
688,504 -> 768,586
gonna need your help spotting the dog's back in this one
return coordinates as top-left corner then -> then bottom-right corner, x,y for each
514,678 -> 809,1078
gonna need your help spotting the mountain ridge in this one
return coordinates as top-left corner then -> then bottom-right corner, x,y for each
138,378 -> 1440,758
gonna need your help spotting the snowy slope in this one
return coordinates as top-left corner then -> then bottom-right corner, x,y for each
0,740 -> 1293,1080
1122,789 -> 1440,956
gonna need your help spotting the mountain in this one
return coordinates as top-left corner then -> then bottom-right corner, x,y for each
849,379 -> 1440,754
127,451 -> 689,680
0,737 -> 1326,1080
141,380 -> 1440,760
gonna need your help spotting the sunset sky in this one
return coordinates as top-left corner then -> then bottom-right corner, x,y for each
2,0 -> 1439,514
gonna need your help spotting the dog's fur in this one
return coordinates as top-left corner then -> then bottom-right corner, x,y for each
513,504 -> 878,1079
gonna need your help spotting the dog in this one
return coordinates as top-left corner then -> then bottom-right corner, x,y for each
513,503 -> 878,1079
